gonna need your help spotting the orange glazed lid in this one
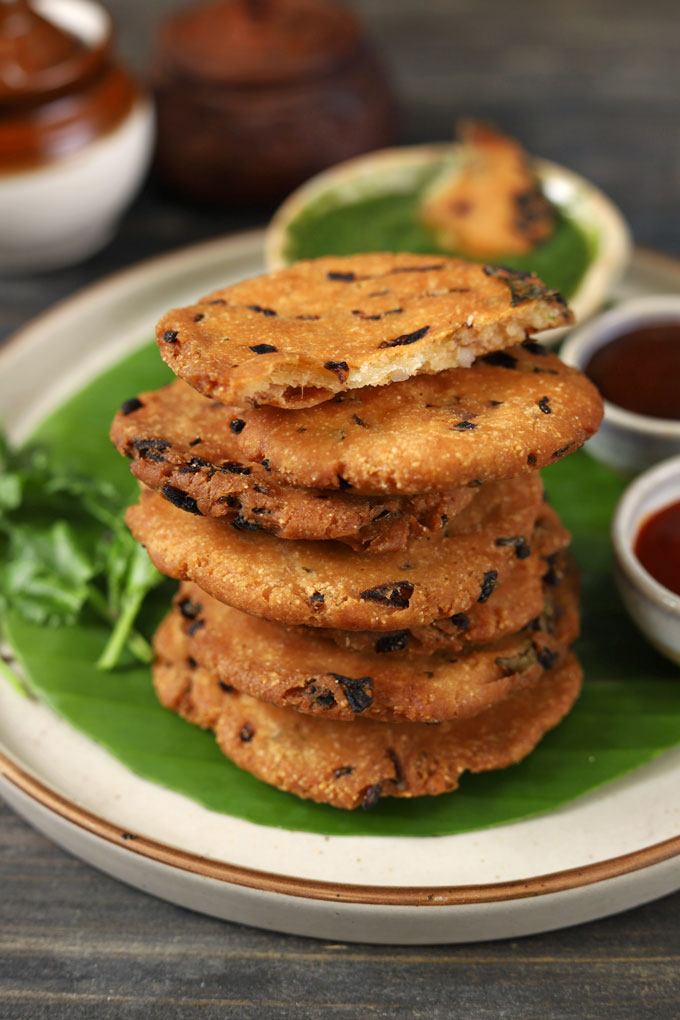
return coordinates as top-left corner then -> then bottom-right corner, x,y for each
0,1 -> 138,172
0,0 -> 108,103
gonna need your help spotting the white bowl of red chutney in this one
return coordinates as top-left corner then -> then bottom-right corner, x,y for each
560,295 -> 680,474
612,455 -> 680,666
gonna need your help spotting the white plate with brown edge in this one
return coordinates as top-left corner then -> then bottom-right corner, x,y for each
1,230 -> 680,946
265,142 -> 633,343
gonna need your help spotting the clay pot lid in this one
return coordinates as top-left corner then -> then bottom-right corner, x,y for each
156,0 -> 363,87
0,0 -> 108,103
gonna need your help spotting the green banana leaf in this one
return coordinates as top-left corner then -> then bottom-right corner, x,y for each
3,343 -> 679,837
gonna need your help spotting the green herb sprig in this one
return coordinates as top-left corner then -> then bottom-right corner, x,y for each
0,431 -> 162,670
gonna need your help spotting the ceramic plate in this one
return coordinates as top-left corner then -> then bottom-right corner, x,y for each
265,143 -> 632,342
1,231 -> 680,945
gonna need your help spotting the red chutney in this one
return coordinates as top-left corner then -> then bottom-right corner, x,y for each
635,500 -> 680,597
584,323 -> 680,420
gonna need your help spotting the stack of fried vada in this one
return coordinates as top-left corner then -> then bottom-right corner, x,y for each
111,253 -> 603,810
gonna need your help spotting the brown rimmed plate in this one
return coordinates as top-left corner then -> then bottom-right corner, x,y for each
1,231 -> 680,944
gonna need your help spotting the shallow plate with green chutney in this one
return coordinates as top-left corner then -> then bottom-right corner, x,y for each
266,143 -> 632,341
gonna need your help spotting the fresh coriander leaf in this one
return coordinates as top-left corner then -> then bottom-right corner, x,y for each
1,521 -> 97,626
45,470 -> 121,531
0,473 -> 21,512
0,427 -> 162,666
97,542 -> 163,670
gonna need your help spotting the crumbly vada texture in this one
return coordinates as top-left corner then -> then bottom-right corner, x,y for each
156,253 -> 572,409
153,635 -> 583,809
222,343 -> 603,494
318,541 -> 574,658
111,379 -> 475,552
157,563 -> 578,723
110,250 -> 595,813
126,473 -> 544,630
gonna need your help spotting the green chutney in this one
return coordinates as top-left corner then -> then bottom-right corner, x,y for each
284,185 -> 595,300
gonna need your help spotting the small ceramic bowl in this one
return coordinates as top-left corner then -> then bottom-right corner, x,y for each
265,142 -> 632,340
0,0 -> 154,273
612,454 -> 680,665
561,296 -> 680,474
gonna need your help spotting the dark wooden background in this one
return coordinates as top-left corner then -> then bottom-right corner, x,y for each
2,0 -> 680,1015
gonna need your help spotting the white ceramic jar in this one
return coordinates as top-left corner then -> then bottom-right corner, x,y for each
0,0 -> 154,272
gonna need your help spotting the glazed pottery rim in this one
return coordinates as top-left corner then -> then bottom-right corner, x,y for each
3,748 -> 680,907
612,453 -> 680,614
561,295 -> 680,435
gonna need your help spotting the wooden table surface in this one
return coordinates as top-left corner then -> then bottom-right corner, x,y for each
2,1 -> 680,1016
